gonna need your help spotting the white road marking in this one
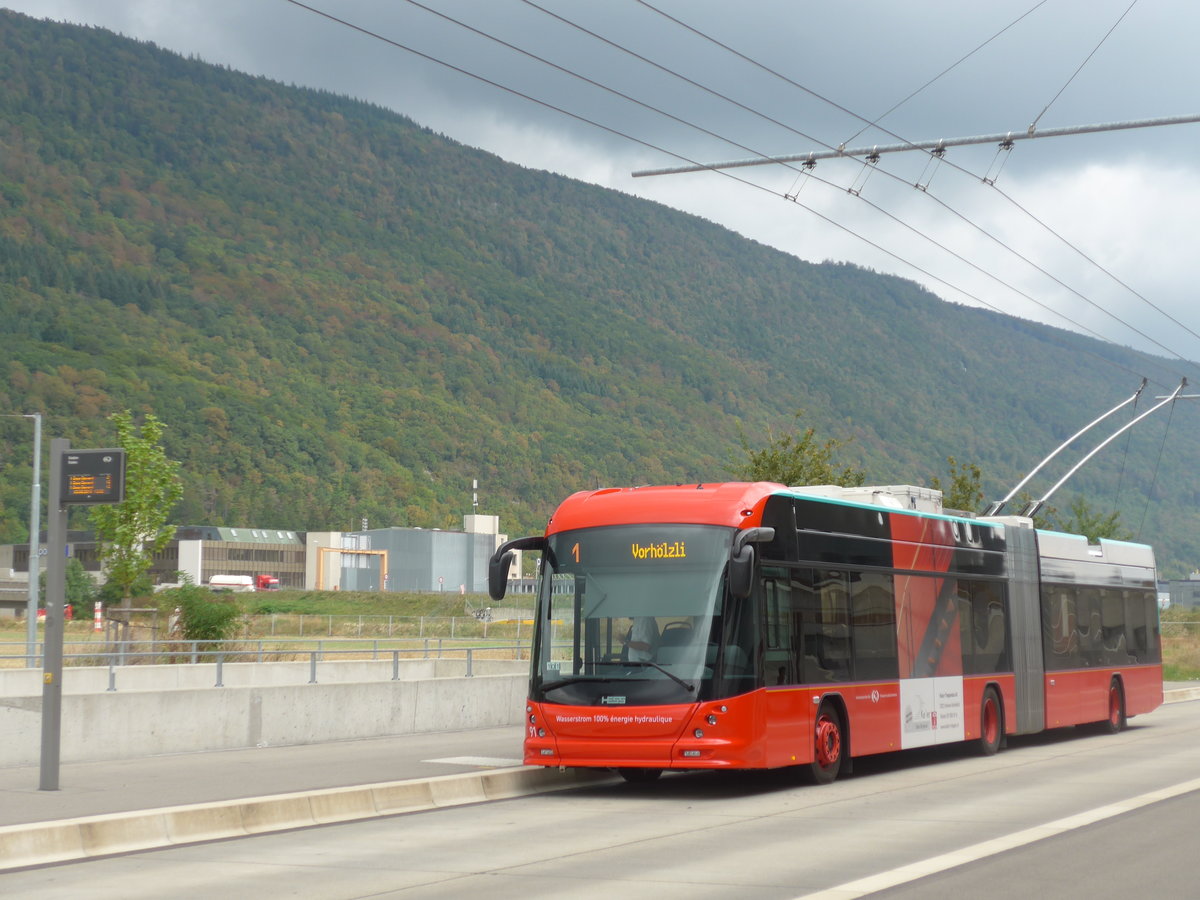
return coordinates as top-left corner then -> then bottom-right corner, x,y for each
796,776 -> 1200,899
424,756 -> 524,768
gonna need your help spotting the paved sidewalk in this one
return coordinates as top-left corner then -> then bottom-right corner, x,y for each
0,725 -> 528,828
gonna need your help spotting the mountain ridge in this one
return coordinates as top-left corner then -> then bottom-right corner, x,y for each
1,10 -> 1197,575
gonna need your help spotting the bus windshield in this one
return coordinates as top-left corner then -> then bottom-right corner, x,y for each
532,523 -> 737,705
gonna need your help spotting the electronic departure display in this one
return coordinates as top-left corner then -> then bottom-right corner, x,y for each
60,449 -> 125,504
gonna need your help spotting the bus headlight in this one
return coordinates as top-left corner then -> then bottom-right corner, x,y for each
694,728 -> 704,739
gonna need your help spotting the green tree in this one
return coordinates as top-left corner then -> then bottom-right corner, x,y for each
90,410 -> 183,605
159,583 -> 242,643
931,456 -> 984,513
38,557 -> 96,619
1043,495 -> 1133,543
728,412 -> 864,487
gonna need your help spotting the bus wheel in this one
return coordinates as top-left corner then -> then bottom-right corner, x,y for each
977,687 -> 1002,756
617,767 -> 662,784
1102,680 -> 1126,734
809,703 -> 844,784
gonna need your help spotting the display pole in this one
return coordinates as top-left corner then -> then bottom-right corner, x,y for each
39,438 -> 68,791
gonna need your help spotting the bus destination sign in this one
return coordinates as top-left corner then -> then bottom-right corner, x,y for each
61,449 -> 125,505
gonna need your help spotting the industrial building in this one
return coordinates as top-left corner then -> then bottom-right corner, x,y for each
0,515 -> 510,612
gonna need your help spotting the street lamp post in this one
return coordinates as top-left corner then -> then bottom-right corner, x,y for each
25,413 -> 41,664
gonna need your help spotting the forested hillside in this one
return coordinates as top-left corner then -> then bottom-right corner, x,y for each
1,10 -> 1198,575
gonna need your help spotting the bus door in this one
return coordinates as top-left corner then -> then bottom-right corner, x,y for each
760,567 -> 807,766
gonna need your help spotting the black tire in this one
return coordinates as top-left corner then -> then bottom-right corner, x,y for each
1101,680 -> 1126,734
977,686 -> 1003,756
617,767 -> 662,784
809,702 -> 844,784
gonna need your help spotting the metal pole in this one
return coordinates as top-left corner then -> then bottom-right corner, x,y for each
39,437 -> 68,791
633,112 -> 1200,177
25,413 -> 41,665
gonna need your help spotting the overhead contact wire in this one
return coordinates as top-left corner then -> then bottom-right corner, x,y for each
634,0 -> 1200,376
284,0 -> 1172,389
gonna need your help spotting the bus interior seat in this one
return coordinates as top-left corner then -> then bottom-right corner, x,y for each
805,655 -> 836,682
657,622 -> 693,648
655,622 -> 696,665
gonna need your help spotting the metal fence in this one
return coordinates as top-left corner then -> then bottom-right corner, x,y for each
0,628 -> 532,672
0,636 -> 531,687
243,613 -> 533,640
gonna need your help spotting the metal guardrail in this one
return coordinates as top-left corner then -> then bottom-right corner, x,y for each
108,645 -> 507,691
243,613 -> 535,638
0,636 -> 531,674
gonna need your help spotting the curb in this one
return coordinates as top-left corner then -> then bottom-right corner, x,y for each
0,765 -> 614,872
4,688 -> 1196,871
1164,685 -> 1200,703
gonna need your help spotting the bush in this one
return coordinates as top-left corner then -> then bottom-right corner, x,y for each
158,583 -> 242,643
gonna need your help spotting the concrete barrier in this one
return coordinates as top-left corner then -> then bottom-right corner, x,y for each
0,765 -> 614,871
0,672 -> 528,767
0,657 -> 525,695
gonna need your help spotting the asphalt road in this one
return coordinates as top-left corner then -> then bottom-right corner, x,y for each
4,700 -> 1199,898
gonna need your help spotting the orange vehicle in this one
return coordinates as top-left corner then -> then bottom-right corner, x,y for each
489,482 -> 1162,783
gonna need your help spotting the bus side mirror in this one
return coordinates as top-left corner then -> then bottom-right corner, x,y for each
487,535 -> 547,601
729,545 -> 755,600
729,527 -> 774,600
488,551 -> 515,601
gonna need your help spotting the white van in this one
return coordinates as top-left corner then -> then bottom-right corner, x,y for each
208,574 -> 256,593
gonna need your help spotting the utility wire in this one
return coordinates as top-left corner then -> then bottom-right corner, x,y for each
394,0 -> 1177,383
521,0 -> 1194,378
1029,0 -> 1141,133
635,0 -> 1200,365
1136,395 -> 1176,539
283,0 -> 1176,388
278,2 -> 726,178
843,0 -> 1052,146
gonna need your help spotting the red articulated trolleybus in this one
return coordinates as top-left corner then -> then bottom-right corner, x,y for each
488,482 -> 1162,784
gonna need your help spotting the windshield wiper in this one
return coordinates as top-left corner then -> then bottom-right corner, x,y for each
620,661 -> 696,692
539,675 -> 610,693
541,663 -> 696,694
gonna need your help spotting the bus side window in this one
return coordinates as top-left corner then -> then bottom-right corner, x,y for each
1075,588 -> 1102,667
1043,587 -> 1082,669
957,582 -> 1006,676
761,571 -> 794,685
1124,590 -> 1149,663
805,570 -> 851,682
850,571 -> 897,680
721,584 -> 760,691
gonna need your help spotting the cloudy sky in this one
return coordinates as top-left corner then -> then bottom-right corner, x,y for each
7,0 -> 1200,377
